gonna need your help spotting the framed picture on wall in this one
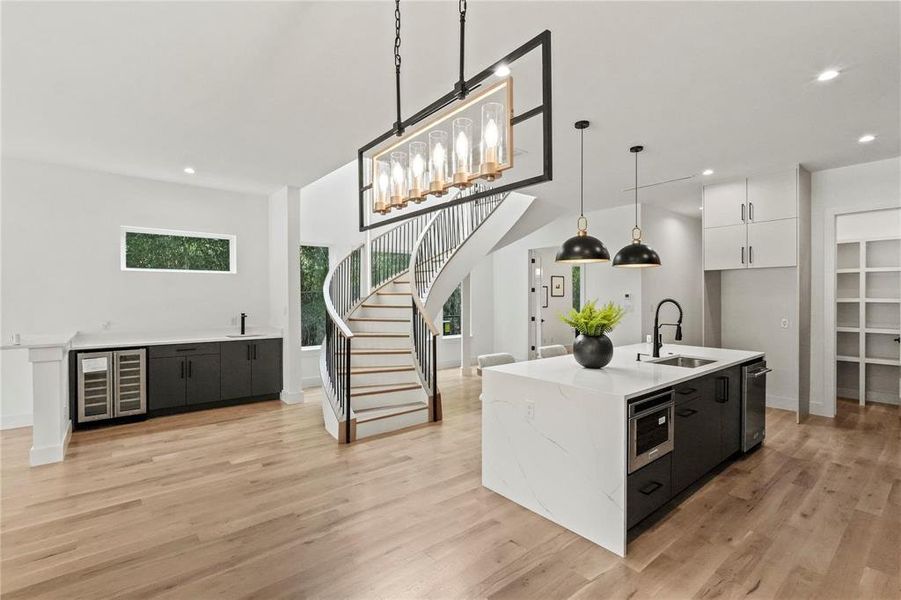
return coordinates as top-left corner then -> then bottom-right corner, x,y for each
542,286 -> 549,308
551,275 -> 565,297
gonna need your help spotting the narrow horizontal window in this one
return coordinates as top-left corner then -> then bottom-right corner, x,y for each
121,227 -> 236,273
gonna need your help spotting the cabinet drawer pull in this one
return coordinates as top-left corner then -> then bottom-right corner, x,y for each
253,344 -> 258,360
741,246 -> 745,264
639,481 -> 663,495
676,387 -> 697,395
676,408 -> 698,417
176,348 -> 197,352
180,361 -> 185,379
741,203 -> 745,223
749,245 -> 753,264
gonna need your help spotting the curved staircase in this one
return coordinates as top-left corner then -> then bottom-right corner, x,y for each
320,187 -> 534,442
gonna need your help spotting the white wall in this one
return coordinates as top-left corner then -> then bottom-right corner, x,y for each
811,157 -> 901,415
640,205 -> 704,346
0,159 -> 271,426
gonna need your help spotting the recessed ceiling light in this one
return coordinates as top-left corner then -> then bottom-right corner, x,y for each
816,69 -> 840,82
494,64 -> 511,77
702,169 -> 714,176
183,166 -> 196,174
858,134 -> 876,144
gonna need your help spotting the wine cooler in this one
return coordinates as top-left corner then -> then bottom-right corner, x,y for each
77,349 -> 146,423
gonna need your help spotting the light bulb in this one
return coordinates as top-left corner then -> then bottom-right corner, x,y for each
456,131 -> 469,165
484,119 -> 499,149
411,153 -> 425,178
433,143 -> 445,167
378,172 -> 389,194
392,162 -> 405,186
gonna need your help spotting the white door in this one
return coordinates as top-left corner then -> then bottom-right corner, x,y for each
747,169 -> 797,223
704,224 -> 747,271
703,180 -> 747,228
747,219 -> 797,268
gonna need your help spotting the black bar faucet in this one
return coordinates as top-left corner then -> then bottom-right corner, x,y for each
240,312 -> 247,336
653,299 -> 683,358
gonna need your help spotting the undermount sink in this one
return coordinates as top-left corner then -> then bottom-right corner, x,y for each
651,355 -> 717,369
226,333 -> 264,338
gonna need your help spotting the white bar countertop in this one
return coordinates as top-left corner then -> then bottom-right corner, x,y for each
70,328 -> 283,350
487,343 -> 764,400
481,342 -> 763,557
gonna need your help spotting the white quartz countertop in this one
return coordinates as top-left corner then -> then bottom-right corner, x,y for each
486,343 -> 763,400
70,328 -> 283,350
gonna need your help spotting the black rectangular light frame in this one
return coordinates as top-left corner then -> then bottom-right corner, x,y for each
357,30 -> 552,232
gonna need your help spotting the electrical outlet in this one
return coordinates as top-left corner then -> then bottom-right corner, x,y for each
526,401 -> 535,421
780,318 -> 789,329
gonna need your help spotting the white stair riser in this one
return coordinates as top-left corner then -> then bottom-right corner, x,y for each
353,306 -> 411,320
355,406 -> 430,438
350,352 -> 414,367
350,369 -> 419,387
352,387 -> 426,411
370,293 -> 411,306
350,319 -> 410,334
351,335 -> 411,349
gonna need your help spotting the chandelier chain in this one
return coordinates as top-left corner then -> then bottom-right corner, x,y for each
393,0 -> 403,135
580,128 -> 585,218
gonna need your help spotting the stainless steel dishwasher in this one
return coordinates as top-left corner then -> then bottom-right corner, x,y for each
742,360 -> 771,452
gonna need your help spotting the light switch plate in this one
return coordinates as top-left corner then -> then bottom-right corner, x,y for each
781,318 -> 789,329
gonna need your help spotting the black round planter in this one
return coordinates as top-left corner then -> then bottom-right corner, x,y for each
573,333 -> 613,369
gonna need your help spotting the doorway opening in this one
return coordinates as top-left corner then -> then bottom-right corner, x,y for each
528,247 -> 584,359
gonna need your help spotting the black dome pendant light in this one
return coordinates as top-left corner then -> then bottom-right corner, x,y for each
612,146 -> 661,268
556,121 -> 610,264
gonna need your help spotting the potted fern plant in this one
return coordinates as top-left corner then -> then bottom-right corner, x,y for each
559,300 -> 626,369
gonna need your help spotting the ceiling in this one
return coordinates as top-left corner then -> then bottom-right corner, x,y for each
3,1 -> 899,218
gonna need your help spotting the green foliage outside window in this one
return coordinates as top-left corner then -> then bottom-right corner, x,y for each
572,266 -> 581,311
371,251 -> 410,285
125,231 -> 230,271
443,285 -> 462,336
301,246 -> 330,347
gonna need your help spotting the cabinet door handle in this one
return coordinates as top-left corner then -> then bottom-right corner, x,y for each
639,481 -> 663,495
188,360 -> 192,378
180,360 -> 185,379
749,202 -> 754,221
676,407 -> 698,417
741,203 -> 745,223
176,348 -> 197,352
716,376 -> 729,403
749,245 -> 753,264
741,246 -> 745,265
247,344 -> 251,360
253,344 -> 258,360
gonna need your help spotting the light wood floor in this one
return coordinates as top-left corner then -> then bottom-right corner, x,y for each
1,374 -> 899,599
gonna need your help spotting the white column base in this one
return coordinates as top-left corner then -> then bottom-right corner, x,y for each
30,420 -> 71,467
280,390 -> 305,405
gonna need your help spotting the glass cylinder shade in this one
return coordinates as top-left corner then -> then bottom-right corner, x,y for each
373,158 -> 390,214
389,151 -> 408,209
480,102 -> 506,181
408,141 -> 427,203
428,130 -> 449,196
452,117 -> 473,188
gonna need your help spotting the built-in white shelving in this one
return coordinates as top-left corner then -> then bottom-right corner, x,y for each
834,236 -> 901,406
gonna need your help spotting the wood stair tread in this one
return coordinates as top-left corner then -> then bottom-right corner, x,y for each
352,332 -> 409,338
360,303 -> 409,309
354,401 -> 428,423
350,383 -> 421,397
350,349 -> 412,355
376,291 -> 411,296
349,317 -> 409,322
349,366 -> 415,374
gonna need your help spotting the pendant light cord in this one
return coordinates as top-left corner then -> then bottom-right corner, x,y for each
580,128 -> 585,218
457,0 -> 468,99
634,150 -> 638,228
394,0 -> 403,136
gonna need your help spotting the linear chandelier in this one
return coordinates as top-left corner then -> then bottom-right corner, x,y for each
357,0 -> 552,231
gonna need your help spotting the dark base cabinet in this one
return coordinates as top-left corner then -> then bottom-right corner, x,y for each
628,364 -> 747,530
143,338 -> 282,417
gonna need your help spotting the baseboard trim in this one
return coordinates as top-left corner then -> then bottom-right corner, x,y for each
280,390 -> 305,405
766,394 -> 797,411
30,420 -> 71,466
0,413 -> 33,430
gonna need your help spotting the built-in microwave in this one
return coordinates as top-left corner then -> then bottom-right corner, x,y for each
628,389 -> 675,474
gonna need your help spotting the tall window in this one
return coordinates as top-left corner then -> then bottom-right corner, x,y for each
300,246 -> 329,347
572,265 -> 582,311
443,285 -> 462,336
121,226 -> 236,273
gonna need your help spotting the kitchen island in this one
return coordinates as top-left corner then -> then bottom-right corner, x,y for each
481,343 -> 763,557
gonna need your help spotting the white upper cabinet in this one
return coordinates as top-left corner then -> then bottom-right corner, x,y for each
747,169 -> 798,223
747,219 -> 797,268
704,224 -> 747,271
703,180 -> 747,228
